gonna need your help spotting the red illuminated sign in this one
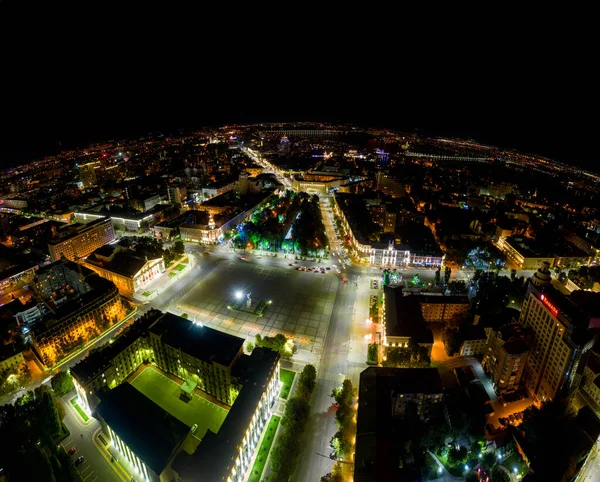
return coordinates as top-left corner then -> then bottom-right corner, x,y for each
540,294 -> 559,317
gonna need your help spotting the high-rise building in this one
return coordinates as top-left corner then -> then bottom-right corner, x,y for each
519,262 -> 600,403
167,184 -> 187,205
48,217 -> 115,261
79,162 -> 98,188
482,323 -> 529,393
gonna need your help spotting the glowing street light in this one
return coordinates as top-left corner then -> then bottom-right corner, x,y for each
235,291 -> 243,300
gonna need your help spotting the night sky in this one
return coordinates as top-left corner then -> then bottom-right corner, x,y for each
2,40 -> 597,172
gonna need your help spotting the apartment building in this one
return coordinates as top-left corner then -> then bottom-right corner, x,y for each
48,217 -> 114,261
459,325 -> 488,357
482,324 -> 529,393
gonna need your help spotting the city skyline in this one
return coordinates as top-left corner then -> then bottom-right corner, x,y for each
1,121 -> 599,482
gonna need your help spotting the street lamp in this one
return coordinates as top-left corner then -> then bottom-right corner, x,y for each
235,291 -> 243,300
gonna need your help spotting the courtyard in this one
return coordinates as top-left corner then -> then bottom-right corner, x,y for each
129,367 -> 228,440
174,260 -> 340,356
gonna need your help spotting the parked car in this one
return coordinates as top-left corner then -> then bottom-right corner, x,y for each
75,456 -> 85,466
67,447 -> 77,456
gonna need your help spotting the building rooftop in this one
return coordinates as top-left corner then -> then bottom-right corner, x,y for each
86,247 -> 158,279
355,367 -> 442,482
419,294 -> 470,305
459,325 -> 487,341
384,285 -> 433,344
71,310 -> 163,386
173,347 -> 280,480
504,236 -> 554,258
48,216 -> 111,245
96,382 -> 189,475
149,312 -> 244,367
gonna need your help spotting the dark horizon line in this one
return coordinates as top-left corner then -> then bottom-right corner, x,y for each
0,120 -> 597,174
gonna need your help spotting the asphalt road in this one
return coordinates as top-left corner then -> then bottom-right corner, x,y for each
60,392 -> 120,482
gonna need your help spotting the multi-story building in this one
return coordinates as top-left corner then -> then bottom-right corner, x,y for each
167,184 -> 187,205
75,210 -> 166,233
48,217 -> 115,261
148,312 -> 245,405
71,309 -> 281,482
31,261 -> 130,367
382,285 -> 434,355
419,294 -> 470,323
519,262 -> 600,404
496,235 -> 555,270
71,310 -> 163,414
482,323 -> 529,393
375,171 -> 408,197
82,244 -> 165,297
334,195 -> 444,268
128,193 -> 161,212
96,382 -> 189,482
0,263 -> 38,297
581,351 -> 600,409
0,343 -> 26,374
78,162 -> 98,188
355,367 -> 443,481
459,325 -> 488,356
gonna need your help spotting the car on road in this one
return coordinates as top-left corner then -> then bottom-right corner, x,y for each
67,447 -> 77,456
75,456 -> 85,466
326,267 -> 331,270
289,264 -> 293,266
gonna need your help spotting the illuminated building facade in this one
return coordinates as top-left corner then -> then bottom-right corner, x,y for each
83,244 -> 165,296
31,261 -> 130,367
48,217 -> 115,261
482,323 -> 529,393
496,235 -> 555,270
519,262 -> 600,403
79,162 -> 98,188
71,309 -> 281,482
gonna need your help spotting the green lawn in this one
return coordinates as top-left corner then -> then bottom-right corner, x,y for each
248,415 -> 281,482
142,291 -> 153,297
279,369 -> 296,400
181,256 -> 189,264
174,264 -> 186,272
70,397 -> 89,422
130,367 -> 228,440
169,272 -> 177,278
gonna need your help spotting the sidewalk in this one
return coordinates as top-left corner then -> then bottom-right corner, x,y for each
91,426 -> 131,482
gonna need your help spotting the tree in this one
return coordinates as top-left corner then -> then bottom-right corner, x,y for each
491,466 -> 510,482
466,472 -> 479,482
55,397 -> 66,421
435,268 -> 441,287
448,445 -> 468,465
246,341 -> 254,353
481,451 -> 496,471
173,240 -> 185,255
51,371 -> 74,396
298,364 -> 317,394
444,266 -> 452,284
442,328 -> 463,356
321,462 -> 344,482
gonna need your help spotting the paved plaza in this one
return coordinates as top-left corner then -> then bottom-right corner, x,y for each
173,260 -> 340,355
130,367 -> 228,440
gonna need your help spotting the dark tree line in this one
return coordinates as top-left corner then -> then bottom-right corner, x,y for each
0,385 -> 78,482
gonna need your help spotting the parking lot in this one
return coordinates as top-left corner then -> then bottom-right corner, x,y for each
174,258 -> 340,356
